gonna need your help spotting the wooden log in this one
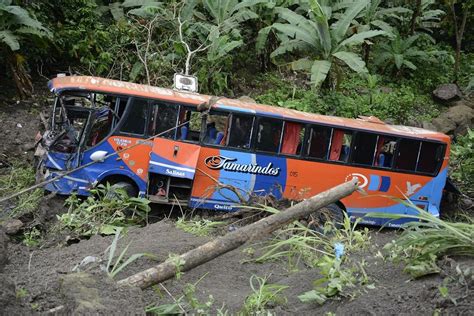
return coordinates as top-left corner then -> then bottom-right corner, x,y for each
118,179 -> 359,289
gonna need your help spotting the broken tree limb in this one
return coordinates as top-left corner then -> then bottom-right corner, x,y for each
118,178 -> 359,289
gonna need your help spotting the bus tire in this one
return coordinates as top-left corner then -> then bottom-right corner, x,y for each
106,181 -> 138,199
307,203 -> 345,233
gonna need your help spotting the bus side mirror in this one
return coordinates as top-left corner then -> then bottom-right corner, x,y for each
90,150 -> 108,162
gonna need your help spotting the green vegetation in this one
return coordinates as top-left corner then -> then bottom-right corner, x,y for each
450,129 -> 474,195
105,227 -> 147,278
22,226 -> 42,247
248,206 -> 371,305
298,255 -> 371,305
176,217 -> 225,237
241,275 -> 288,315
146,274 -> 217,315
58,183 -> 150,236
0,162 -> 42,218
369,203 -> 474,278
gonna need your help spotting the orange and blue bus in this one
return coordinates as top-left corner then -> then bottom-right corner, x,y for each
36,76 -> 451,227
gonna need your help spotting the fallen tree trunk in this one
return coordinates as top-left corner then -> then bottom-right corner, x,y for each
118,179 -> 359,289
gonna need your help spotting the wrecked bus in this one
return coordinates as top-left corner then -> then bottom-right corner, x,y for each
35,76 -> 451,227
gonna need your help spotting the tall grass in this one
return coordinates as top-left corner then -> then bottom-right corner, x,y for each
368,200 -> 474,278
0,162 -> 42,218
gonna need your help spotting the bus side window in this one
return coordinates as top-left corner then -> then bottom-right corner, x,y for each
306,125 -> 331,159
120,98 -> 148,135
416,142 -> 444,174
256,117 -> 283,153
394,139 -> 420,171
351,132 -> 378,166
177,108 -> 201,142
280,121 -> 304,155
374,136 -> 396,168
149,101 -> 178,138
227,114 -> 254,149
203,112 -> 229,145
329,129 -> 352,162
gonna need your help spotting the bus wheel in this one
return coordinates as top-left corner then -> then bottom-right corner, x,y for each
307,203 -> 345,233
105,181 -> 137,199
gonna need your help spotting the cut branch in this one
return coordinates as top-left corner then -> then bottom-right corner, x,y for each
118,179 -> 359,289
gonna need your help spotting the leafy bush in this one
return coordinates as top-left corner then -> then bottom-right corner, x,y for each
298,255 -> 370,305
58,183 -> 150,236
254,73 -> 440,123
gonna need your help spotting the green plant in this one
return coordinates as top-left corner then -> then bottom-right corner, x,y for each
450,129 -> 474,195
298,255 -> 374,305
176,217 -> 225,237
241,275 -> 288,314
16,287 -> 28,299
0,162 -> 42,218
105,227 -> 146,279
249,206 -> 370,272
168,253 -> 186,280
0,0 -> 50,97
146,274 -> 215,315
58,183 -> 150,237
374,32 -> 441,77
369,202 -> 474,278
258,0 -> 386,89
22,227 -> 42,247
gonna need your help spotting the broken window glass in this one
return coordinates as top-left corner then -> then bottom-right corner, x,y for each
149,101 -> 179,138
203,111 -> 229,145
120,98 -> 148,135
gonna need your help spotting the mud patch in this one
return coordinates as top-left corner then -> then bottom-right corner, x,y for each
3,221 -> 473,314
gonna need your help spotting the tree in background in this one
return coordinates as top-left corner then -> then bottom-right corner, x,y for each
0,0 -> 50,98
258,0 -> 385,89
445,0 -> 472,82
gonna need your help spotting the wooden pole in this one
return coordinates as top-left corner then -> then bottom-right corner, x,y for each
118,179 -> 359,289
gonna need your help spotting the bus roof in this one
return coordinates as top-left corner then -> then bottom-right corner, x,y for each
49,75 -> 450,143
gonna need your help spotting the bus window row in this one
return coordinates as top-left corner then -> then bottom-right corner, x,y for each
119,98 -> 445,176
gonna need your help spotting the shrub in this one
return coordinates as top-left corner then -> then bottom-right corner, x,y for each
58,183 -> 150,236
450,129 -> 474,196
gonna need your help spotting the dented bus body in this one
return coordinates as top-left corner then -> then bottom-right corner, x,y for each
35,76 -> 451,227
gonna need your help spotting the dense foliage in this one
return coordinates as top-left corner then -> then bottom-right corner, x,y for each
0,0 -> 471,120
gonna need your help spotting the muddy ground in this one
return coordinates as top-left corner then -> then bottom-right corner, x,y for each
0,81 -> 473,315
2,219 -> 473,315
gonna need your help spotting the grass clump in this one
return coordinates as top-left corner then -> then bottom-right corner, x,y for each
176,217 -> 224,237
0,162 -> 42,218
105,227 -> 147,279
241,275 -> 288,315
146,274 -> 217,315
370,202 -> 474,278
247,205 -> 372,305
58,183 -> 150,236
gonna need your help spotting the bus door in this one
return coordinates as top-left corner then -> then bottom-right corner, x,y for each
147,138 -> 201,203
